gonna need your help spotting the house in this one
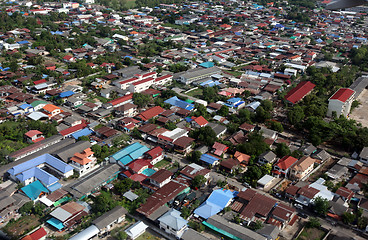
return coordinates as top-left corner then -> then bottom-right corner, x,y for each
239,191 -> 277,225
180,163 -> 210,182
164,96 -> 195,111
173,136 -> 195,154
7,154 -> 74,191
234,151 -> 251,166
220,158 -> 239,173
125,221 -> 148,240
47,201 -> 88,231
115,103 -> 138,117
212,142 -> 228,156
239,122 -> 256,132
63,55 -> 75,62
289,156 -> 315,180
93,206 -> 128,235
258,151 -> 277,165
267,203 -> 296,230
25,130 -> 45,143
21,227 -> 47,240
194,189 -> 237,219
295,185 -> 320,206
143,146 -> 163,165
147,169 -> 172,189
42,104 -> 62,118
136,106 -> 165,121
284,81 -> 315,104
299,143 -> 317,156
191,116 -> 208,128
200,154 -> 220,166
158,209 -> 188,238
327,88 -> 355,117
272,156 -> 298,178
69,148 -> 97,176
257,175 -> 275,191
109,142 -> 150,166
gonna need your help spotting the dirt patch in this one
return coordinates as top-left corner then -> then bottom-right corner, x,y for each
63,80 -> 82,89
297,227 -> 326,240
3,215 -> 40,238
350,89 -> 368,127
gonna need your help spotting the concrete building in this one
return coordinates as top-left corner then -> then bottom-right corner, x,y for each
327,88 -> 355,117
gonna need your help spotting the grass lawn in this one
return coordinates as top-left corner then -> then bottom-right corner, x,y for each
297,227 -> 326,240
3,215 -> 40,238
154,159 -> 171,169
136,231 -> 161,240
186,88 -> 203,98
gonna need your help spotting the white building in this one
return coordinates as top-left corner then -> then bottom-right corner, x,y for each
125,221 -> 148,240
158,209 -> 188,238
129,77 -> 155,93
69,148 -> 98,176
327,88 -> 355,117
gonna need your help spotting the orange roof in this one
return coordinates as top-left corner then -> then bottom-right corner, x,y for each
42,104 -> 60,113
234,151 -> 251,164
70,148 -> 94,165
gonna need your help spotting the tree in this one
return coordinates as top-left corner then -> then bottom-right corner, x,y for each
131,127 -> 142,140
114,231 -> 128,240
250,220 -> 263,231
274,143 -> 291,158
181,207 -> 191,219
92,191 -> 118,214
217,105 -> 229,116
288,105 -> 305,125
357,216 -> 368,229
237,131 -> 269,157
191,175 -> 206,189
255,106 -> 271,123
165,121 -> 177,131
342,212 -> 355,224
306,217 -> 321,228
187,151 -> 202,163
269,121 -> 284,133
19,201 -> 33,215
114,178 -> 133,193
132,93 -> 151,107
189,126 -> 217,146
313,196 -> 330,216
77,136 -> 90,142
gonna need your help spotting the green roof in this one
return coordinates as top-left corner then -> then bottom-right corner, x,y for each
30,100 -> 47,108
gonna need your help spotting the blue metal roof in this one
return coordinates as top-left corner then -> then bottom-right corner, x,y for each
129,145 -> 150,160
199,62 -> 215,68
21,180 -> 49,200
8,154 -> 73,176
164,96 -> 194,111
19,103 -> 33,110
47,182 -> 62,192
200,154 -> 219,165
227,97 -> 242,103
47,218 -> 64,230
72,128 -> 93,139
59,91 -> 74,98
111,142 -> 144,161
194,189 -> 237,219
17,167 -> 58,186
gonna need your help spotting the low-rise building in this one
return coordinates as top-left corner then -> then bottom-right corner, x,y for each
158,209 -> 188,238
327,88 -> 355,117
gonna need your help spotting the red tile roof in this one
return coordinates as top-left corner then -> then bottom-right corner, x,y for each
212,142 -> 229,156
137,106 -> 164,121
284,81 -> 315,104
329,88 -> 355,103
145,146 -> 163,159
193,116 -> 208,126
59,122 -> 87,136
297,185 -> 319,199
275,156 -> 298,171
25,130 -> 43,138
108,93 -> 133,106
22,227 -> 47,240
240,193 -> 277,219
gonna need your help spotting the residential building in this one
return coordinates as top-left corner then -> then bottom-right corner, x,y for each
272,156 -> 298,178
47,201 -> 88,231
327,88 -> 355,117
25,130 -> 45,143
258,151 -> 277,165
125,221 -> 148,240
92,206 -> 128,235
158,209 -> 188,238
69,148 -> 97,176
147,169 -> 172,189
289,156 -> 315,180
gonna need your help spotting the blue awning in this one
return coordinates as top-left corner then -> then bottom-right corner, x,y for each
47,218 -> 64,230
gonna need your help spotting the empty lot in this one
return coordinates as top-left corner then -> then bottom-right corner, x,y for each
350,89 -> 368,127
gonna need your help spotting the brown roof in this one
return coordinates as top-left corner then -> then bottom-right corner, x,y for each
297,185 -> 319,199
220,158 -> 239,170
207,102 -> 222,110
138,123 -> 158,133
136,180 -> 188,217
115,103 -> 137,112
149,169 -> 172,183
173,136 -> 195,148
285,185 -> 300,196
239,122 -> 255,132
240,193 -> 277,219
237,188 -> 257,202
160,110 -> 174,117
335,187 -> 354,200
180,164 -> 210,179
271,203 -> 295,221
95,126 -> 118,138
